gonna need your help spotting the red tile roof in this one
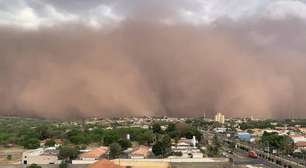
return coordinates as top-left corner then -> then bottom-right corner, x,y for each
295,141 -> 306,147
131,145 -> 150,157
289,134 -> 305,138
80,147 -> 108,159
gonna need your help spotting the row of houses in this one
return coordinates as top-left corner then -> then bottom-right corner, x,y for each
22,135 -> 205,165
22,145 -> 151,165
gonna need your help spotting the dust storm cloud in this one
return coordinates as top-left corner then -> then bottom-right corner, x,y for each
1,1 -> 306,119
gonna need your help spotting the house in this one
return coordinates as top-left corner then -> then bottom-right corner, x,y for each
295,141 -> 306,150
171,138 -> 203,158
129,145 -> 150,159
299,128 -> 306,134
289,134 -> 306,150
80,146 -> 108,161
22,147 -> 59,165
214,127 -> 227,133
87,159 -> 123,168
289,134 -> 306,143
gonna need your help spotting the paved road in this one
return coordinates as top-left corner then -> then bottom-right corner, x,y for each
229,149 -> 281,168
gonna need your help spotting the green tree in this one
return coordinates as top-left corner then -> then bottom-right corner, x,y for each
183,127 -> 202,141
135,131 -> 154,145
206,135 -> 221,157
152,135 -> 172,157
166,123 -> 178,139
212,135 -> 221,148
262,132 -> 294,155
161,135 -> 171,148
280,135 -> 294,155
45,139 -> 56,147
166,123 -> 176,133
152,141 -> 164,156
109,142 -> 122,159
206,145 -> 219,157
58,146 -> 79,160
152,123 -> 162,134
103,133 -> 119,146
118,139 -> 132,150
22,138 -> 40,149
59,161 -> 68,168
69,134 -> 89,145
6,154 -> 12,160
36,125 -> 51,140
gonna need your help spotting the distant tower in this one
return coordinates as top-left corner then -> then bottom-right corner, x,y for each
192,136 -> 196,147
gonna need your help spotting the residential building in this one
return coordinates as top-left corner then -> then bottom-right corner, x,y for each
289,134 -> 306,150
129,145 -> 150,159
213,127 -> 227,133
171,138 -> 203,158
214,113 -> 225,124
80,146 -> 108,161
289,134 -> 306,143
22,147 -> 58,165
295,142 -> 306,150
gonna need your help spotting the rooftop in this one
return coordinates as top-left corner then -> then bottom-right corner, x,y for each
80,146 -> 108,159
131,145 -> 150,156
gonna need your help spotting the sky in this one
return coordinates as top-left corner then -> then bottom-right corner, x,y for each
1,0 -> 306,28
0,0 -> 306,119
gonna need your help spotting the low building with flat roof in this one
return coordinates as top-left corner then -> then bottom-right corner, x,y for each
22,147 -> 59,165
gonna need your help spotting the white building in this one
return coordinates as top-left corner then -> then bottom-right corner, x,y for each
213,127 -> 227,133
171,138 -> 203,158
22,148 -> 59,165
214,112 -> 225,124
289,135 -> 306,144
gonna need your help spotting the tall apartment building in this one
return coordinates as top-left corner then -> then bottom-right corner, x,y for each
214,112 -> 225,124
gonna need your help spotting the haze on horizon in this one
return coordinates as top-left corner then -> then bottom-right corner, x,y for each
1,0 -> 306,119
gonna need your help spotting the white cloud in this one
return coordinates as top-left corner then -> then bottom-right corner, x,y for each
1,0 -> 306,29
178,0 -> 306,24
43,5 -> 78,24
87,4 -> 124,28
0,0 -> 121,29
0,0 -> 79,29
264,0 -> 306,19
179,0 -> 268,24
